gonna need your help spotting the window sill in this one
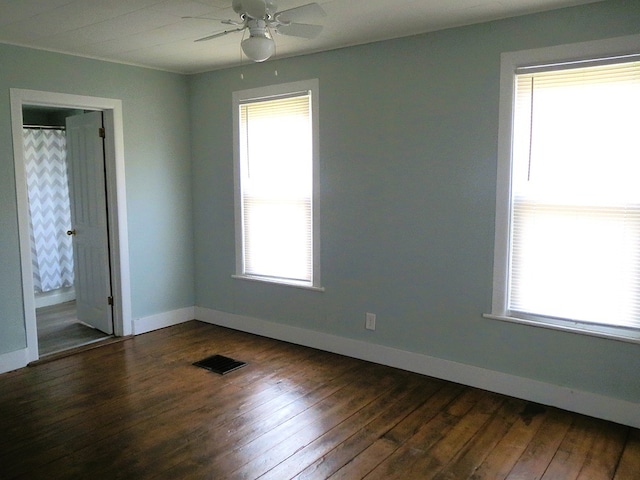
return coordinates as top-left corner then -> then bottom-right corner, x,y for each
232,274 -> 325,292
482,313 -> 640,345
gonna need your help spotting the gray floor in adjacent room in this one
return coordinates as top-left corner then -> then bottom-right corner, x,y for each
37,301 -> 112,356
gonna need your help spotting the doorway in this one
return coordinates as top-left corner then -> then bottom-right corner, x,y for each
22,107 -> 113,356
11,89 -> 132,363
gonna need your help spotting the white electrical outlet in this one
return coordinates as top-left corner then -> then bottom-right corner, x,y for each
365,312 -> 376,330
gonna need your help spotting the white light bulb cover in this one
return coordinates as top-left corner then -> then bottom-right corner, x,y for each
241,35 -> 275,62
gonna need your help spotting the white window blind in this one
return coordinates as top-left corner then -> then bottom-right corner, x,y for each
238,93 -> 313,283
508,59 -> 640,329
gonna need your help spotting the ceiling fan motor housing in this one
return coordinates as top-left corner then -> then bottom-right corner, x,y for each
232,0 -> 278,17
196,1 -> 324,62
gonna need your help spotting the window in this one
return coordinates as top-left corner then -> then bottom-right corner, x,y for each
232,79 -> 321,289
488,36 -> 640,342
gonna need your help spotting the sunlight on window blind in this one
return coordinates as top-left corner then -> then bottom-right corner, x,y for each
509,60 -> 640,328
239,93 -> 313,282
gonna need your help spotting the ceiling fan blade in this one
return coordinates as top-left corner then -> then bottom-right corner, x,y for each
275,3 -> 325,23
182,16 -> 243,26
276,22 -> 322,39
195,28 -> 245,42
243,0 -> 267,19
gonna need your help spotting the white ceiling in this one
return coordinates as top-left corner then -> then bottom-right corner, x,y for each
0,0 -> 601,74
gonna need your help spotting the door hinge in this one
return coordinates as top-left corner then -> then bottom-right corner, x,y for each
99,127 -> 106,138
108,296 -> 114,306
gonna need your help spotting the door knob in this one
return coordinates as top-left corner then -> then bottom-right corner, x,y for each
66,229 -> 76,236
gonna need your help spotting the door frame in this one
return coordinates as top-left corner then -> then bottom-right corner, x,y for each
10,89 -> 132,362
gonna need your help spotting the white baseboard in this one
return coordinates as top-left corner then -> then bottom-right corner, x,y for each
34,287 -> 76,309
5,304 -> 636,428
0,348 -> 29,374
195,306 -> 640,429
133,306 -> 195,335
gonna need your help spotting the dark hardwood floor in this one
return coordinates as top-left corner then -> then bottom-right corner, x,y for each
1,320 -> 638,479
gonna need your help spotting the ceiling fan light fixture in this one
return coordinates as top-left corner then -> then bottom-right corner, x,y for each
241,34 -> 275,62
194,2 -> 324,63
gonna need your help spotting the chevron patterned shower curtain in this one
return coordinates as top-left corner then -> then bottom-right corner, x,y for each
23,128 -> 74,293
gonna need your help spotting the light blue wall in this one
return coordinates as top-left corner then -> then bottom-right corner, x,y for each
2,0 -> 639,405
0,45 -> 194,355
190,0 -> 640,403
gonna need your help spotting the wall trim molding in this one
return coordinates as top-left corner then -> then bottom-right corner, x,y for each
10,88 -> 132,363
34,288 -> 76,309
133,306 -> 196,335
195,306 -> 640,429
0,348 -> 29,375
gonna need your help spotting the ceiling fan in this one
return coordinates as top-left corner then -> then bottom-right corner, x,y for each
191,0 -> 326,63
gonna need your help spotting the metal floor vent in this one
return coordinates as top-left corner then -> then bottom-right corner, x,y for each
193,354 -> 247,375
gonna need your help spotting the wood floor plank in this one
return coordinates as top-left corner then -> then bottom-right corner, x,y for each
0,321 -> 209,401
0,323 -> 259,453
5,336 -> 356,478
613,429 -> 640,480
0,321 -> 636,480
67,345 -> 361,478
70,348 -> 364,478
540,415 -> 604,479
432,396 -> 528,480
366,390 -> 505,479
505,408 -> 575,479
576,419 -> 628,480
1,324 -> 284,470
161,362 -> 398,479
468,401 -> 550,479
326,382 -> 467,480
285,376 -> 446,480
257,370 -> 437,480
229,367 -> 401,479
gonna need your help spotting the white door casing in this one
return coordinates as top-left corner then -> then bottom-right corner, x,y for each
10,89 -> 132,363
66,112 -> 113,335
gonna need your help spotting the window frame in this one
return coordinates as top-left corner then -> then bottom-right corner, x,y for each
232,79 -> 322,290
485,34 -> 640,344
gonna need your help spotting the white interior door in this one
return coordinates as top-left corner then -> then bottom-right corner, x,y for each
65,111 -> 113,335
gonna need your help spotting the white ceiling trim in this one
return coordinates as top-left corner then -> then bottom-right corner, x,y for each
0,0 -> 603,73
